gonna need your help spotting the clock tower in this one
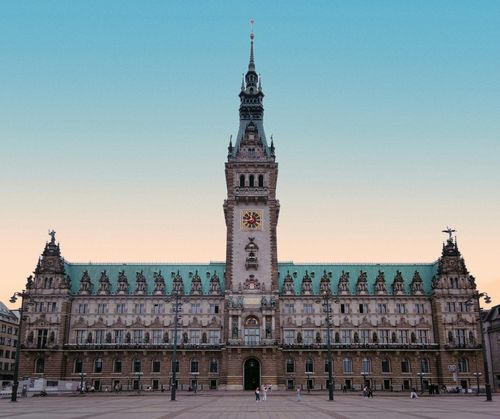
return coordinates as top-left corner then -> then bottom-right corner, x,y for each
223,29 -> 279,295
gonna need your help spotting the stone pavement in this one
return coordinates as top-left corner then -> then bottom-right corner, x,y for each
0,392 -> 497,419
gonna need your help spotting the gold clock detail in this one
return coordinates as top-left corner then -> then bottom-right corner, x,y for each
240,210 -> 263,230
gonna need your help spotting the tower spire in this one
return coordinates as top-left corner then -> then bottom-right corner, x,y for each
249,19 -> 255,71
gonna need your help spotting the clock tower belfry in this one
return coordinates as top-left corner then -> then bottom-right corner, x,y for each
223,29 -> 279,295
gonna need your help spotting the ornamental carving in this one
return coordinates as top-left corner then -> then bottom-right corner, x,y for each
79,270 -> 92,295
209,271 -> 221,295
190,270 -> 203,295
392,270 -> 405,295
411,271 -> 423,295
98,270 -> 111,295
243,274 -> 261,291
245,237 -> 259,270
301,271 -> 313,295
374,270 -> 387,295
172,271 -> 184,294
153,271 -> 166,295
319,270 -> 331,294
116,270 -> 129,295
337,271 -> 350,295
356,271 -> 368,295
135,270 -> 147,295
283,271 -> 295,295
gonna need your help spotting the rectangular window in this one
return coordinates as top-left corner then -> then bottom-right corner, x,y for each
396,303 -> 406,314
114,330 -> 124,344
190,330 -> 201,345
283,303 -> 295,314
284,330 -> 295,345
359,303 -> 368,314
379,330 -> 389,344
231,316 -> 238,339
377,303 -> 387,314
209,359 -> 218,373
360,330 -> 370,344
191,303 -> 202,314
135,303 -> 145,315
191,360 -> 199,373
303,330 -> 314,345
76,330 -> 86,345
116,303 -> 126,314
209,304 -> 219,314
97,304 -> 107,314
265,316 -> 272,339
153,303 -> 164,314
78,304 -> 88,314
95,330 -> 105,344
399,330 -> 409,344
37,329 -> 48,348
152,330 -> 162,344
418,330 -> 428,344
340,304 -> 349,314
415,303 -> 425,314
114,359 -> 122,373
455,329 -> 466,346
341,330 -> 351,344
48,302 -> 57,312
208,330 -> 220,344
244,328 -> 260,345
133,330 -> 144,344
303,303 -> 314,314
171,302 -> 183,313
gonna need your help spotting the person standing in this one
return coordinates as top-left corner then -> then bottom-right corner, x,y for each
296,386 -> 301,401
262,384 -> 267,401
255,387 -> 260,402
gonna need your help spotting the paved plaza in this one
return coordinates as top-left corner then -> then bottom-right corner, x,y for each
0,392 -> 497,419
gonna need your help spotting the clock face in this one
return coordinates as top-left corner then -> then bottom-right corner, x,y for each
240,210 -> 263,230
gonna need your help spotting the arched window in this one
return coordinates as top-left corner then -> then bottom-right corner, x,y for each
381,358 -> 390,373
343,357 -> 352,374
401,358 -> 411,373
362,357 -> 371,373
94,358 -> 103,373
133,358 -> 142,373
244,316 -> 260,345
458,358 -> 468,373
324,358 -> 333,373
35,358 -> 45,373
286,358 -> 295,373
249,175 -> 255,187
240,175 -> 245,187
152,359 -> 161,373
209,358 -> 218,373
113,359 -> 122,373
74,359 -> 83,374
305,358 -> 314,373
190,359 -> 199,373
258,175 -> 264,187
420,358 -> 429,373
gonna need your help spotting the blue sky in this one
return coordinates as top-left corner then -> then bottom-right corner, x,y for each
1,1 -> 499,305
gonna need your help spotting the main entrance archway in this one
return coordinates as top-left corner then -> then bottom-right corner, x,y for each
244,358 -> 260,390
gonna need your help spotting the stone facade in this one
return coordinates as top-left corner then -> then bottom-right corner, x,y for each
484,305 -> 500,392
0,301 -> 19,386
18,32 -> 488,393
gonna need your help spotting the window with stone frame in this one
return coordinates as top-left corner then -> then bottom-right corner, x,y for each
360,330 -> 370,344
94,358 -> 103,373
396,303 -> 406,314
190,330 -> 201,344
303,303 -> 314,314
190,359 -> 199,373
417,330 -> 429,344
415,303 -> 425,314
377,303 -> 387,314
172,360 -> 179,373
209,358 -> 218,373
322,329 -> 333,344
116,303 -> 126,314
152,359 -> 161,373
284,329 -> 295,345
76,330 -> 86,345
303,329 -> 314,345
135,303 -> 145,314
305,358 -> 314,373
341,330 -> 352,344
362,357 -> 371,373
191,303 -> 202,314
209,304 -> 220,314
458,357 -> 468,373
95,330 -> 105,344
324,358 -> 333,373
286,358 -> 295,373
381,358 -> 391,373
153,303 -> 164,314
358,303 -> 368,314
342,357 -> 352,374
133,330 -> 144,344
283,303 -> 295,314
152,330 -> 162,344
97,303 -> 107,314
455,329 -> 466,346
420,358 -> 430,373
113,359 -> 122,373
208,329 -> 220,344
35,358 -> 45,373
399,330 -> 409,344
133,359 -> 142,373
378,329 -> 389,344
401,358 -> 411,373
74,359 -> 83,374
114,330 -> 125,344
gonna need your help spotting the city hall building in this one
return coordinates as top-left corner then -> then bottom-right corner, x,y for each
19,33 -> 486,393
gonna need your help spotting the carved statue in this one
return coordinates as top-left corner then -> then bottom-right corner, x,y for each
356,270 -> 368,294
338,271 -> 350,295
392,270 -> 405,295
301,271 -> 313,295
283,271 -> 295,295
153,270 -> 166,295
190,270 -> 203,295
135,270 -> 147,294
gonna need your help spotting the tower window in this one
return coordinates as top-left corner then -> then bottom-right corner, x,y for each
258,175 -> 264,187
249,175 -> 255,187
239,175 -> 245,187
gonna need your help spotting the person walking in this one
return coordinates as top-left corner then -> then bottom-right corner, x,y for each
296,386 -> 301,401
368,386 -> 374,398
255,387 -> 260,402
410,387 -> 418,399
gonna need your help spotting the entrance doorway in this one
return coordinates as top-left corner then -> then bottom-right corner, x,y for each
244,358 -> 260,390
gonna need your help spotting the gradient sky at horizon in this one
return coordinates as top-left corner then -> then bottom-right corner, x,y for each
1,1 -> 499,308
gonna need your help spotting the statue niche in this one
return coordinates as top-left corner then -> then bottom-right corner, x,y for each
245,237 -> 259,270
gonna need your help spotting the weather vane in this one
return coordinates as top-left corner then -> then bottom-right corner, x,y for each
250,19 -> 255,38
441,226 -> 456,241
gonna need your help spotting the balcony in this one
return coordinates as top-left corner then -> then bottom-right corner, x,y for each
234,187 -> 268,201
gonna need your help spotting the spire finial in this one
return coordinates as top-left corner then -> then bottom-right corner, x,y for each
241,73 -> 245,90
249,19 -> 255,69
48,229 -> 56,244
